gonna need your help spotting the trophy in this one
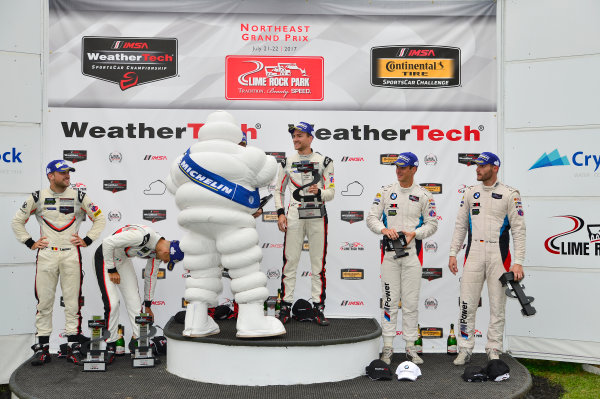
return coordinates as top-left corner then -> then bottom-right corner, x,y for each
381,232 -> 409,258
292,162 -> 326,219
132,313 -> 157,368
499,272 -> 536,316
82,316 -> 110,371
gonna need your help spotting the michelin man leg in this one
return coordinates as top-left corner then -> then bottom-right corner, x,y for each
218,227 -> 285,338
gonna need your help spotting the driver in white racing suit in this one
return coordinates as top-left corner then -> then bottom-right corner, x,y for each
366,152 -> 437,365
448,152 -> 526,365
93,224 -> 184,364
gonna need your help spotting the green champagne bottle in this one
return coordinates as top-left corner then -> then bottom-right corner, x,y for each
447,323 -> 458,355
414,324 -> 423,354
275,289 -> 282,318
115,324 -> 125,355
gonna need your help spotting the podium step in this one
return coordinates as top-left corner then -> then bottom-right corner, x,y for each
164,317 -> 381,385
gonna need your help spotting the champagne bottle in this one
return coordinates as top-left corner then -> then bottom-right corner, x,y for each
115,324 -> 125,355
447,323 -> 458,355
414,324 -> 423,354
275,289 -> 282,318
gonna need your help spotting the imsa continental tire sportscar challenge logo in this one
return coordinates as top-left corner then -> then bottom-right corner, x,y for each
82,37 -> 178,91
340,268 -> 365,280
371,45 -> 460,88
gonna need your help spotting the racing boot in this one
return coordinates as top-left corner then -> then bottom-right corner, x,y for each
278,302 -> 291,324
486,348 -> 501,361
380,346 -> 393,365
236,303 -> 286,338
313,303 -> 330,326
70,333 -> 91,344
183,301 -> 220,337
30,344 -> 51,366
66,343 -> 84,365
406,345 -> 424,364
453,349 -> 472,366
57,343 -> 69,359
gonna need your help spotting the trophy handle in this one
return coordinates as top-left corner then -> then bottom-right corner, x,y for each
292,169 -> 321,202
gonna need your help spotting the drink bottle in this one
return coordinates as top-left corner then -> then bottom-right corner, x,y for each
115,324 -> 126,355
414,324 -> 423,354
275,289 -> 282,318
447,323 -> 458,355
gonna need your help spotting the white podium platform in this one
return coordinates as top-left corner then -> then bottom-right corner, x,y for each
164,317 -> 381,386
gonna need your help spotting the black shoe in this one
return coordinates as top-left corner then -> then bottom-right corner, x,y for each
31,344 -> 51,366
57,343 -> 69,359
106,342 -> 116,364
74,334 -> 91,344
313,304 -> 330,326
279,304 -> 291,324
66,343 -> 84,365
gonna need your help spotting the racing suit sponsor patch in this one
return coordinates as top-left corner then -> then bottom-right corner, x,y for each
473,192 -> 480,199
472,209 -> 480,215
409,195 -> 419,202
492,193 -> 503,199
388,210 -> 397,216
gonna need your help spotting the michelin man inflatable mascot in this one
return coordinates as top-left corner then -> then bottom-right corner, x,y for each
166,110 -> 285,338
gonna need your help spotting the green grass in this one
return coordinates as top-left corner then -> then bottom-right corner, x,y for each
519,359 -> 600,399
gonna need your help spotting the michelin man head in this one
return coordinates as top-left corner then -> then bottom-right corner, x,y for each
197,110 -> 244,144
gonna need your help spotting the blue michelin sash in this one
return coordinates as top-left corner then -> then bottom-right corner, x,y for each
178,149 -> 260,208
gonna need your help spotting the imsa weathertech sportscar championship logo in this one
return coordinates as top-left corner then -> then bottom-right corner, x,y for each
340,211 -> 364,224
458,153 -> 480,166
103,180 -> 127,193
422,268 -> 443,281
265,152 -> 286,164
63,150 -> 87,163
225,56 -> 324,100
82,37 -> 178,90
371,46 -> 460,88
142,209 -> 167,223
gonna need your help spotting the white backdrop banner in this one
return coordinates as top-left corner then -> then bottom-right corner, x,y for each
36,1 -> 497,353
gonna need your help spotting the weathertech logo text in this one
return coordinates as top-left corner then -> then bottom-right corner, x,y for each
82,36 -> 177,90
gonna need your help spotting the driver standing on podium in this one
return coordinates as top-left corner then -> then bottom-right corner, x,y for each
274,122 -> 335,326
366,152 -> 438,365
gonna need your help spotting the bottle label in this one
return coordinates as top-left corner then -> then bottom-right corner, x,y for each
415,345 -> 422,353
116,346 -> 125,355
447,345 -> 457,354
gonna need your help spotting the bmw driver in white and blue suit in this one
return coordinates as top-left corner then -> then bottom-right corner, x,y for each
366,152 -> 438,365
448,152 -> 525,366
